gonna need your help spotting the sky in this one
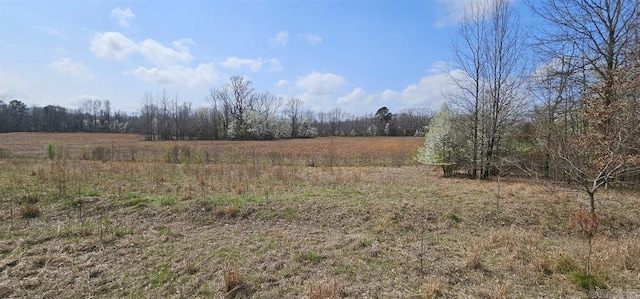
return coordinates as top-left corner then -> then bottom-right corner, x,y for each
0,0 -> 533,116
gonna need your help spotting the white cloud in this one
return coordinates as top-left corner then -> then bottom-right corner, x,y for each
275,79 -> 290,88
111,7 -> 135,28
296,72 -> 347,95
434,0 -> 512,27
0,72 -> 33,102
304,33 -> 323,45
293,72 -> 348,112
139,38 -> 193,67
270,31 -> 289,45
48,58 -> 94,80
33,26 -> 68,39
300,62 -> 457,115
220,57 -> 263,72
219,57 -> 283,72
90,32 -> 137,61
337,87 -> 373,105
128,63 -> 219,88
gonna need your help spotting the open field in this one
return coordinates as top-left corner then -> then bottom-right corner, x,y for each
0,133 -> 638,298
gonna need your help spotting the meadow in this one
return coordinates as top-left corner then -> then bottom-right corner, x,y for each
0,133 -> 638,298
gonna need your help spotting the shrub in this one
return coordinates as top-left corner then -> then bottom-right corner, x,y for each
46,143 -> 56,160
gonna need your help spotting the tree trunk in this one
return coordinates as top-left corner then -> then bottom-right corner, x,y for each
588,190 -> 595,215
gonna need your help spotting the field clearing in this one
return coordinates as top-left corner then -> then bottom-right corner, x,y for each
0,133 -> 639,298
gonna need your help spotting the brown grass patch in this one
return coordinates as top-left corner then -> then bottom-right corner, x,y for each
20,204 -> 40,219
223,261 -> 245,293
305,278 -> 341,299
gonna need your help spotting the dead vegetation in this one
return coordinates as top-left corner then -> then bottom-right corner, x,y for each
0,133 -> 638,298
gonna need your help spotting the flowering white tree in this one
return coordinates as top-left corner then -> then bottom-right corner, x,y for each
416,102 -> 468,177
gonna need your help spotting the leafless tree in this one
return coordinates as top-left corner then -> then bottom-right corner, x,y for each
284,97 -> 303,138
450,0 -> 529,179
530,0 -> 639,106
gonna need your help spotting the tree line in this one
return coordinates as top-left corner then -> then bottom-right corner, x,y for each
0,81 -> 432,139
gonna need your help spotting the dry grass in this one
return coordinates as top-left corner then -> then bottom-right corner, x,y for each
305,278 -> 341,299
223,261 -> 244,293
420,276 -> 443,298
0,133 -> 638,298
19,203 -> 40,219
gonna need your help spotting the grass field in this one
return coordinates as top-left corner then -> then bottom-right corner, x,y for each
0,133 -> 638,298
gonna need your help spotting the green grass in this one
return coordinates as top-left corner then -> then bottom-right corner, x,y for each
570,271 -> 608,290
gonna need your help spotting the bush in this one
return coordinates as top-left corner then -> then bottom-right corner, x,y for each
46,143 -> 56,160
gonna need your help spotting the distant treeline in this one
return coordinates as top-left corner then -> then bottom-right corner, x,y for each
0,86 -> 432,139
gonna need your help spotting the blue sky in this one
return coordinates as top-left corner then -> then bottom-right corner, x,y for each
0,0 -> 531,116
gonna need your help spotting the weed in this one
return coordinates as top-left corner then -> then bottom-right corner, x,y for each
213,205 -> 239,218
556,255 -> 579,274
158,226 -> 171,236
150,263 -> 173,287
570,271 -> 608,290
296,251 -> 324,264
306,278 -> 340,299
420,276 -> 442,299
360,239 -> 372,248
571,210 -> 600,275
76,189 -> 100,197
464,246 -> 482,270
46,143 -> 56,160
183,260 -> 199,275
20,204 -> 41,219
112,227 -> 134,237
160,197 -> 176,206
493,279 -> 512,298
442,211 -> 461,223
20,193 -> 39,205
223,261 -> 245,292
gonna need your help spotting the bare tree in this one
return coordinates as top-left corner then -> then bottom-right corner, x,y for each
284,97 -> 303,138
530,0 -> 639,106
141,91 -> 157,140
531,0 -> 640,212
450,0 -> 529,179
449,0 -> 488,178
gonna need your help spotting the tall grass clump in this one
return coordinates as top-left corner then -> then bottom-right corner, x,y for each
163,144 -> 204,164
92,146 -> 111,161
306,279 -> 341,299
